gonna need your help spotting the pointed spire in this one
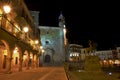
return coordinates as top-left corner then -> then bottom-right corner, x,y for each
58,11 -> 63,20
58,11 -> 65,27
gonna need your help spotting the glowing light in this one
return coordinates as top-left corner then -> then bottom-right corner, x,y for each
114,60 -> 119,64
13,47 -> 18,54
70,53 -> 72,57
3,5 -> 11,13
30,56 -> 32,59
13,47 -> 19,57
64,25 -> 66,28
23,55 -> 27,60
109,60 -> 114,64
42,49 -> 44,53
35,40 -> 39,44
3,50 -> 7,55
40,46 -> 43,49
103,60 -> 107,63
108,72 -> 112,76
23,27 -> 29,33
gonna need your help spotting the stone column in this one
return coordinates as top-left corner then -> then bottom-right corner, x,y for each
19,58 -> 23,71
26,53 -> 30,70
32,54 -> 34,68
36,55 -> 38,68
19,54 -> 23,72
34,55 -> 37,68
7,57 -> 12,73
37,54 -> 41,67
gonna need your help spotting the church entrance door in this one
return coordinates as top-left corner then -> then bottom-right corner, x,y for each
45,55 -> 51,63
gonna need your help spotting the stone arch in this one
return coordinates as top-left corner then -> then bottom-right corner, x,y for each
45,47 -> 55,54
11,45 -> 23,71
43,47 -> 55,63
45,54 -> 51,63
1,40 -> 11,57
0,40 -> 11,71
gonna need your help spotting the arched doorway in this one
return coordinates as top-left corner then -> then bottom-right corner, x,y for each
0,40 -> 9,70
45,55 -> 51,63
23,50 -> 29,67
12,46 -> 19,70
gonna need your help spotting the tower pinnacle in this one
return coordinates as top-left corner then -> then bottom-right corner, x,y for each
58,12 -> 65,27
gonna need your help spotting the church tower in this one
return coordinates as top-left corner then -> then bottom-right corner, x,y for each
58,12 -> 65,28
58,12 -> 67,62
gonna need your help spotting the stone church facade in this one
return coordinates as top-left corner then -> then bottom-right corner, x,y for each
39,13 -> 67,66
39,26 -> 66,66
30,11 -> 67,66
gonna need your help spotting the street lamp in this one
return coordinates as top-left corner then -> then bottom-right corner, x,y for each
40,46 -> 45,54
40,46 -> 43,49
3,5 -> 11,14
0,5 -> 11,27
35,40 -> 39,44
42,49 -> 45,53
23,27 -> 29,39
34,40 -> 39,50
23,27 -> 29,33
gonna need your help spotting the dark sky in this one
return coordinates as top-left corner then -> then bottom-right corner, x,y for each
24,0 -> 120,50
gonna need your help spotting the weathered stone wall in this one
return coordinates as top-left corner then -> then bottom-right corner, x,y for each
39,26 -> 65,65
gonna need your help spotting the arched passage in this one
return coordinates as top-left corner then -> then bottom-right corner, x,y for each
43,47 -> 55,64
23,50 -> 28,67
0,40 -> 11,71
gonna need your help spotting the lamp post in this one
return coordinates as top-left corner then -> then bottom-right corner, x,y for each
0,5 -> 11,28
23,27 -> 29,33
23,27 -> 29,39
3,5 -> 11,13
35,40 -> 39,44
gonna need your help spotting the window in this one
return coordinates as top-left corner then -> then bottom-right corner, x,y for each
45,40 -> 49,44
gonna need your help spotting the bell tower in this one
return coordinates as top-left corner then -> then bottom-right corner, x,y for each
58,12 -> 65,28
58,12 -> 66,63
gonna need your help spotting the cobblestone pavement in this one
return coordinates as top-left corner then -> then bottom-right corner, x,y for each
0,66 -> 68,80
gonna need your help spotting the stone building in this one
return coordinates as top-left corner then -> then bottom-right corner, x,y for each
0,0 -> 40,73
39,13 -> 67,66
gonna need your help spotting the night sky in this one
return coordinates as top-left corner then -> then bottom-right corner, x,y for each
24,0 -> 120,50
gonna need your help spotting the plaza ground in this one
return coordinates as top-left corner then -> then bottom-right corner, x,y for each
0,66 -> 68,80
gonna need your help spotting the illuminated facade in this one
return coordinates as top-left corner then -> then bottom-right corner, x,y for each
0,0 -> 40,73
95,49 -> 120,67
68,44 -> 85,61
68,44 -> 120,70
38,13 -> 68,66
